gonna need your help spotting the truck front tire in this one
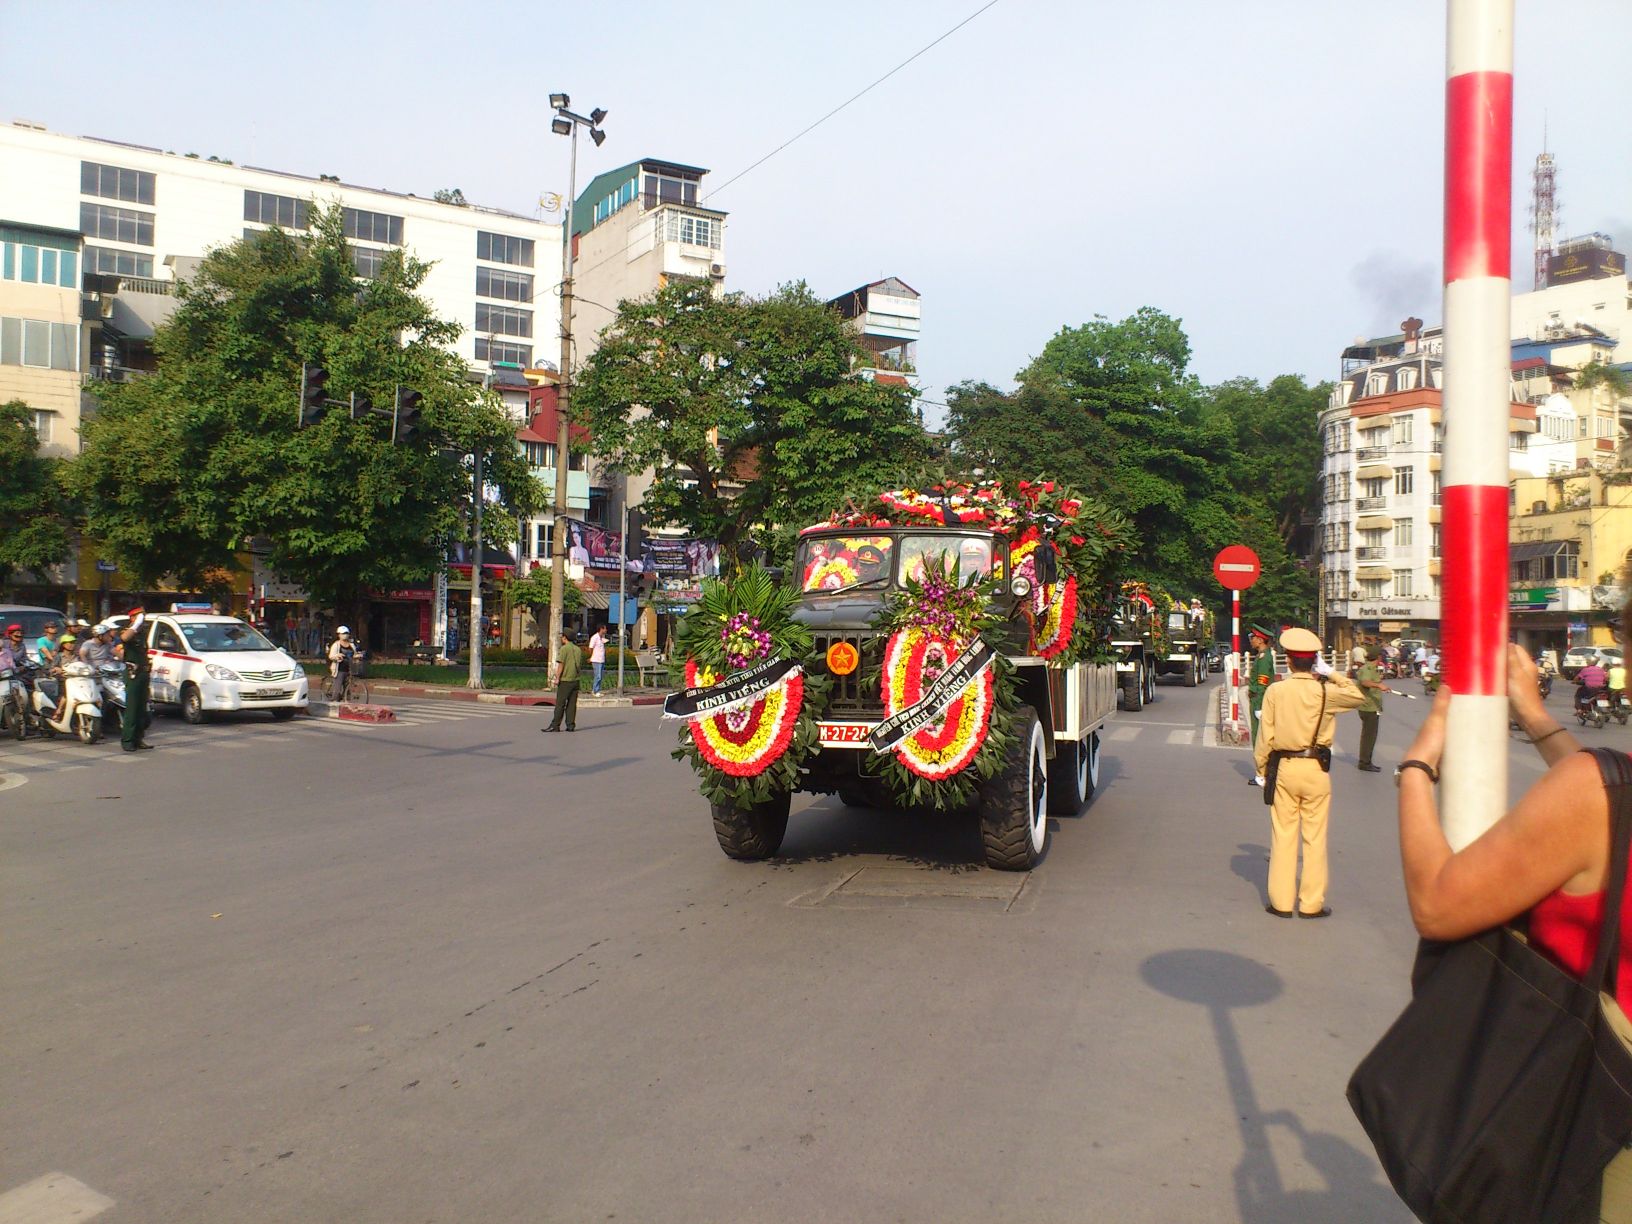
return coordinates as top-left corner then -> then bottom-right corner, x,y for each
981,709 -> 1049,870
1120,670 -> 1144,711
711,791 -> 791,860
1046,729 -> 1099,816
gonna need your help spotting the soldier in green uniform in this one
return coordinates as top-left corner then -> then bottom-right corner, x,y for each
1247,624 -> 1276,786
119,607 -> 154,752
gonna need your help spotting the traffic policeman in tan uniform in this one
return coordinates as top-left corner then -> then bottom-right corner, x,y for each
1252,627 -> 1367,918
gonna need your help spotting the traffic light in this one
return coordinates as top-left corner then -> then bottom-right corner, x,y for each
298,362 -> 329,427
393,386 -> 424,443
349,391 -> 373,422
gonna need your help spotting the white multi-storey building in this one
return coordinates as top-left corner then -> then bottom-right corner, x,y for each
1316,320 -> 1548,649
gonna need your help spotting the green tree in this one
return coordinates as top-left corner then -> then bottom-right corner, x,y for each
73,207 -> 541,613
506,564 -> 582,627
0,400 -> 75,588
573,280 -> 931,564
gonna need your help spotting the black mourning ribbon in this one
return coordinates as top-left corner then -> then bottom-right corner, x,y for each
662,656 -> 801,721
867,640 -> 997,753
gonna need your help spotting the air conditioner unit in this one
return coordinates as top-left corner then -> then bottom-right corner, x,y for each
709,263 -> 726,280
1349,590 -> 1361,599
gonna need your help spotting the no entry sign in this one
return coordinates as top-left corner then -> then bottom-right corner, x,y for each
1213,545 -> 1261,591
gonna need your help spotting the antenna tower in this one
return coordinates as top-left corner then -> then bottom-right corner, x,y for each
1530,130 -> 1557,291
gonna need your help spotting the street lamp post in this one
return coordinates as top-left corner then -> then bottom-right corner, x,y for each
547,93 -> 607,675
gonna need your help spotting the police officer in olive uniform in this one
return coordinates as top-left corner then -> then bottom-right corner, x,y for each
1252,627 -> 1366,918
119,608 -> 153,752
1246,625 -> 1276,785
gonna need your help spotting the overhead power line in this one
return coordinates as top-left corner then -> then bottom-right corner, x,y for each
703,0 -> 1005,203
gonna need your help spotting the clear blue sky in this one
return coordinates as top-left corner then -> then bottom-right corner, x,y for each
8,0 -> 1628,410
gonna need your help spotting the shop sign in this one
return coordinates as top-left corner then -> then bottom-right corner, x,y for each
1509,586 -> 1560,611
95,559 -> 118,573
1354,601 -> 1439,620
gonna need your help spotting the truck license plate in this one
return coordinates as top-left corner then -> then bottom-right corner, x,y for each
818,722 -> 873,748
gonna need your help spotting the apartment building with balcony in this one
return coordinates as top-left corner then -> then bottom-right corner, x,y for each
826,278 -> 921,392
1317,320 -> 1545,648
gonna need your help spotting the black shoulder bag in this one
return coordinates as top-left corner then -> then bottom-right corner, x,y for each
1347,747 -> 1632,1223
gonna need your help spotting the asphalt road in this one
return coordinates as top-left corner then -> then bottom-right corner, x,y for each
2,679 -> 1626,1222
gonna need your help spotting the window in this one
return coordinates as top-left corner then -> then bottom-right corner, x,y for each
84,246 -> 153,277
32,410 -> 52,443
535,522 -> 551,558
1361,477 -> 1387,498
151,623 -> 184,653
1398,367 -> 1418,391
660,210 -> 719,248
1431,523 -> 1442,556
1362,426 -> 1388,448
343,208 -> 403,245
0,230 -> 78,288
1360,579 -> 1386,599
1394,466 -> 1414,495
80,161 -> 155,205
1366,372 -> 1389,397
1431,471 -> 1442,505
476,266 -> 533,302
1393,416 -> 1413,446
351,246 -> 392,280
474,336 -> 531,367
1432,576 -> 1441,600
80,202 -> 154,246
0,316 -> 78,370
475,303 -> 531,338
1393,569 -> 1413,596
243,190 -> 310,230
1511,431 -> 1529,452
642,173 -> 698,208
477,231 -> 534,267
1394,518 -> 1413,547
521,441 -> 555,469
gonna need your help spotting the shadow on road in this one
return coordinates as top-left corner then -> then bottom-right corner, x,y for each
1231,842 -> 1270,907
773,797 -> 987,868
1140,949 -> 1399,1223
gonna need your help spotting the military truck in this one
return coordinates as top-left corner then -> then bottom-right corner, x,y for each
1156,605 -> 1213,687
789,523 -> 1119,870
1111,587 -> 1160,711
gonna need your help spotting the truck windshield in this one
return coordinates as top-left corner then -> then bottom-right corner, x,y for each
899,535 -> 992,585
799,536 -> 896,593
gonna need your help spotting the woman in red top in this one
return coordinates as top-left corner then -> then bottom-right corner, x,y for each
1399,641 -> 1628,1003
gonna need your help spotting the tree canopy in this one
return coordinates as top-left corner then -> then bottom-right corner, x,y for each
73,206 -> 541,611
0,399 -> 75,587
946,309 -> 1327,626
572,279 -> 931,565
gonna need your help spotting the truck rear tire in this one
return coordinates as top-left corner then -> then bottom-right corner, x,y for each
711,791 -> 791,860
1046,730 -> 1100,816
1183,659 -> 1200,687
981,709 -> 1049,870
1143,665 -> 1156,705
1120,670 -> 1144,711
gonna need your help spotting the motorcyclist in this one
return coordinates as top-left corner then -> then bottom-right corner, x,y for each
79,623 -> 116,669
1576,659 -> 1610,714
35,621 -> 62,669
0,623 -> 24,673
1610,659 -> 1628,709
45,633 -> 80,722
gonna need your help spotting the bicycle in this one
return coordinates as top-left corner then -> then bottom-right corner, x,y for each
330,670 -> 369,705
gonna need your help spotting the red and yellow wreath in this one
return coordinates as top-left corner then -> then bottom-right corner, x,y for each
682,659 -> 806,778
880,629 -> 996,780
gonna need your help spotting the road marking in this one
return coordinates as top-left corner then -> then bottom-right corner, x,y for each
1165,728 -> 1197,745
1105,725 -> 1139,742
0,771 -> 25,791
0,1172 -> 114,1222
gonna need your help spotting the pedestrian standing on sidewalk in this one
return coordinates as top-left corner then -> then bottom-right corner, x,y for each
589,625 -> 607,695
542,631 -> 583,733
1354,644 -> 1394,773
1253,627 -> 1367,918
1247,625 -> 1276,787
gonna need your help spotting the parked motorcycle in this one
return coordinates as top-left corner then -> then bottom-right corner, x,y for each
31,660 -> 104,743
1,662 -> 30,740
1617,691 -> 1631,727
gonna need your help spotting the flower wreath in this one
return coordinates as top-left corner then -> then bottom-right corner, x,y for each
670,566 -> 830,810
864,557 -> 1015,811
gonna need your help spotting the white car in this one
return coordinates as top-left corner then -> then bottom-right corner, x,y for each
143,614 -> 309,722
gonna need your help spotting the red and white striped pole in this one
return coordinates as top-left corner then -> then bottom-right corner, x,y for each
1230,590 -> 1242,727
1441,0 -> 1513,849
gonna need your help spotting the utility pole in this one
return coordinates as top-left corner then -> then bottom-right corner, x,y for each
616,501 -> 628,694
547,95 -> 606,674
468,449 -> 484,689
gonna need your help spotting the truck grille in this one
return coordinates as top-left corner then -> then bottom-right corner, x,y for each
812,633 -> 885,717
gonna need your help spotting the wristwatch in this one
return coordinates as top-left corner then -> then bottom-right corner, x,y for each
1395,759 -> 1439,786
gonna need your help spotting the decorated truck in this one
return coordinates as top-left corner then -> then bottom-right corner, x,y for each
1111,581 -> 1169,711
664,479 -> 1134,871
1156,600 -> 1215,687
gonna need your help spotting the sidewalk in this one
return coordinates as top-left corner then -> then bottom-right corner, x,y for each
363,681 -> 669,709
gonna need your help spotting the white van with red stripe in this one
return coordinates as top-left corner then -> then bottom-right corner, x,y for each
144,614 -> 309,723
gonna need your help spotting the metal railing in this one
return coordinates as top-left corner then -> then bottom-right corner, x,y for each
1356,445 -> 1389,462
1357,495 -> 1388,512
117,276 -> 174,295
1356,545 -> 1389,561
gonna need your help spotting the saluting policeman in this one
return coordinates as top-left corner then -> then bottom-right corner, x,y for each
1252,627 -> 1366,919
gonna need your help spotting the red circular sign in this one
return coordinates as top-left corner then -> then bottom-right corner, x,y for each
1213,545 -> 1261,591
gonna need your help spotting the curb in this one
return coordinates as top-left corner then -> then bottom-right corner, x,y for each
365,683 -> 669,709
1214,682 -> 1250,747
